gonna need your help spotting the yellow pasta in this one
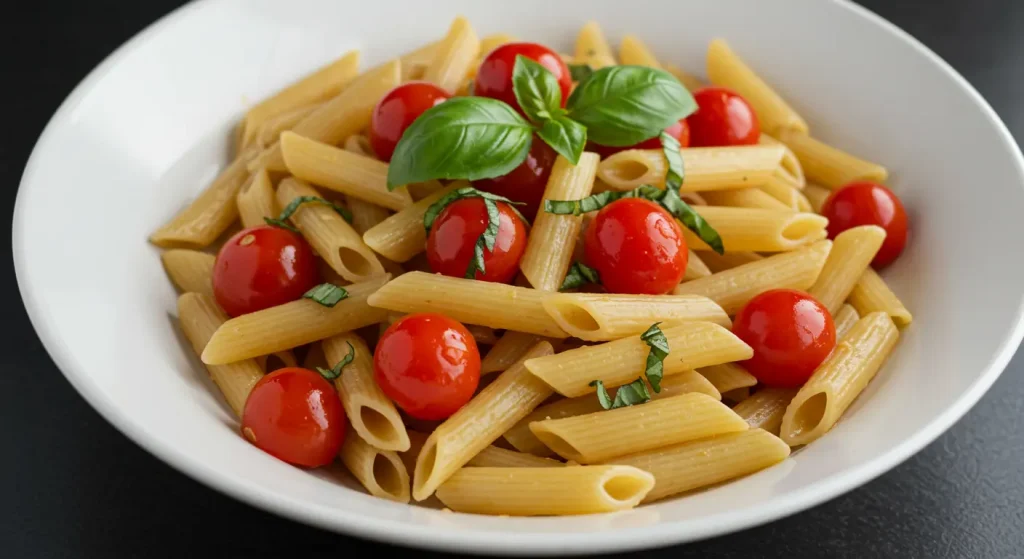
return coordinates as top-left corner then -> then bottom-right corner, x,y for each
400,41 -> 440,82
699,363 -> 758,394
760,133 -> 805,188
253,103 -> 321,149
519,154 -> 599,291
833,304 -> 861,339
542,292 -> 730,341
478,33 -> 517,60
696,250 -> 764,273
707,39 -> 808,135
525,321 -> 752,397
277,178 -> 385,282
235,168 -> 277,228
674,240 -> 831,315
177,293 -> 263,417
683,250 -> 713,281
848,268 -> 913,327
362,183 -> 462,262
413,342 -> 554,500
619,34 -> 661,68
608,429 -> 790,502
597,145 -> 785,192
466,446 -> 563,468
422,16 -> 480,93
201,275 -> 389,364
781,312 -> 899,446
481,331 -> 547,375
732,389 -> 796,435
346,197 -> 392,236
161,249 -> 215,298
803,183 -> 833,213
435,465 -> 653,516
701,187 -> 792,211
343,134 -> 376,158
339,431 -> 411,503
574,21 -> 617,69
777,129 -> 888,190
808,225 -> 886,315
759,178 -> 810,210
680,207 -> 828,252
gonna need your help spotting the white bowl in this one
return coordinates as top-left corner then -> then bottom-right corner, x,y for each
13,0 -> 1024,554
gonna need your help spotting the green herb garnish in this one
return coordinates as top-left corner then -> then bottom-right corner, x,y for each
640,323 -> 669,393
315,341 -> 355,380
590,378 -> 652,409
568,63 -> 595,82
302,283 -> 349,307
560,261 -> 601,291
265,196 -> 352,232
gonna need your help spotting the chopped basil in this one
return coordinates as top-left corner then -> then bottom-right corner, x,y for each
660,131 -> 685,190
302,283 -> 349,307
315,341 -> 355,381
264,196 -> 352,232
560,261 -> 601,291
590,378 -> 652,409
640,323 -> 669,393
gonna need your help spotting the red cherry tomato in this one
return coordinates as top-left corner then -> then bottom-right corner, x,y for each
474,137 -> 557,220
821,181 -> 909,268
374,314 -> 481,421
733,290 -> 836,388
475,42 -> 572,117
687,86 -> 760,147
369,81 -> 451,162
426,198 -> 528,283
590,118 -> 691,159
241,367 -> 346,467
583,198 -> 688,295
213,225 -> 319,317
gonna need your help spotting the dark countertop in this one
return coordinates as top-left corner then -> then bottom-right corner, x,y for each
3,1 -> 1022,557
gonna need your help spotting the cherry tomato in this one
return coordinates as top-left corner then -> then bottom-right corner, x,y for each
474,138 -> 556,220
374,314 -> 480,421
821,181 -> 909,268
590,118 -> 691,159
426,198 -> 528,283
583,198 -> 688,295
213,225 -> 319,317
475,42 -> 572,117
687,86 -> 760,147
241,367 -> 346,467
733,290 -> 836,388
369,81 -> 451,162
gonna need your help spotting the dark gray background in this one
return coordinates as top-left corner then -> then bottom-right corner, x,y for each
3,1 -> 1022,557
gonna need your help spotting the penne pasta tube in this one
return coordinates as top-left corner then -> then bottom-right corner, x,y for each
504,371 -> 720,456
732,388 -> 797,435
781,312 -> 899,446
368,272 -> 569,338
401,41 -> 440,82
808,225 -> 886,315
803,183 -> 833,214
201,275 -> 389,364
277,178 -> 385,282
301,341 -> 328,371
833,304 -> 861,339
574,21 -> 617,69
683,250 -> 713,281
255,350 -> 298,373
478,33 -> 517,59
343,134 -> 376,158
406,179 -> 444,201
253,103 -> 321,149
760,133 -> 805,188
466,324 -> 499,346
665,63 -> 706,92
161,249 -> 215,298
235,168 -> 277,228
777,129 -> 888,190
541,292 -> 731,341
722,387 -> 751,404
525,321 -> 752,397
674,240 -> 831,315
413,342 -> 555,500
323,332 -> 410,452
519,153 -> 599,291
435,465 -> 653,516
362,183 -> 462,262
422,16 -> 480,94
597,145 -> 785,192
759,178 -> 809,210
698,363 -> 758,394
848,268 -> 913,328
618,34 -> 661,68
530,392 -> 748,463
707,39 -> 808,135
249,59 -> 401,172
241,50 -> 360,146
696,250 -> 764,273
177,293 -> 263,417
340,431 -> 411,503
466,446 -> 563,468
701,187 -> 793,211
608,429 -> 790,502
481,331 -> 547,375
681,207 -> 828,252
280,132 -> 414,211
346,197 -> 392,236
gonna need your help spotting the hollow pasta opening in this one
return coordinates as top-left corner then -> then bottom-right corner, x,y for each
791,391 -> 828,434
548,302 -> 601,334
601,154 -> 656,186
531,429 -> 584,462
601,472 -> 652,503
413,439 -> 438,495
359,405 -> 399,446
680,191 -> 706,206
781,216 -> 827,243
338,247 -> 374,277
372,453 -> 405,497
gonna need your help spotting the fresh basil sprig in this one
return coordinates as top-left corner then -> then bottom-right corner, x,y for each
560,261 -> 601,291
303,283 -> 349,307
423,186 -> 523,279
590,378 -> 651,409
568,63 -> 595,82
661,131 -> 685,190
512,56 -> 586,164
640,323 -> 669,393
265,196 -> 352,232
658,132 -> 724,254
315,341 -> 355,381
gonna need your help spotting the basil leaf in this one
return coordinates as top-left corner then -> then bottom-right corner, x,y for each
660,131 -> 685,191
589,378 -> 652,410
386,97 -> 533,188
659,188 -> 725,254
543,189 -> 634,216
560,261 -> 601,291
423,186 -> 522,232
567,65 -> 697,147
537,115 -> 587,165
640,323 -> 669,393
568,63 -> 595,82
303,283 -> 349,307
512,55 -> 563,123
265,196 -> 352,232
590,380 -> 615,409
315,341 -> 355,381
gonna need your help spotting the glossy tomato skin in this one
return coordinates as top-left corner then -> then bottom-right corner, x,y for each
426,198 -> 528,283
374,314 -> 481,421
369,81 -> 451,162
821,181 -> 909,268
583,198 -> 688,295
733,290 -> 836,388
590,119 -> 691,159
475,42 -> 572,117
473,138 -> 557,220
687,86 -> 760,147
213,225 -> 320,317
241,367 -> 346,467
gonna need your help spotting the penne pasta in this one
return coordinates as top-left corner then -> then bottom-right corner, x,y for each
339,431 -> 411,503
777,129 -> 888,190
597,145 -> 786,192
574,21 -> 617,69
683,250 -> 713,281
761,133 -> 805,188
803,183 -> 833,214
542,292 -> 731,341
435,465 -> 653,516
161,249 -> 215,298
400,430 -> 431,473
732,388 -> 797,435
696,250 -> 764,273
619,34 -> 661,68
422,16 -> 481,94
201,275 -> 389,364
177,293 -> 263,417
608,429 -> 790,502
848,268 -> 913,328
722,387 -> 751,404
808,225 -> 886,315
525,321 -> 752,397
413,342 -> 555,500
346,197 -> 392,236
255,350 -> 298,373
466,446 -> 563,468
833,304 -> 861,339
680,206 -> 828,252
519,153 -> 599,291
478,33 -> 517,59
674,240 -> 831,315
277,178 -> 385,282
701,187 -> 793,211
362,183 -> 462,262
235,168 -> 277,228
400,41 -> 440,82
781,312 -> 899,446
481,331 -> 547,375
343,134 -> 376,158
302,341 -> 328,371
759,178 -> 810,210
707,39 -> 808,135
253,103 -> 322,149
698,363 -> 758,394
